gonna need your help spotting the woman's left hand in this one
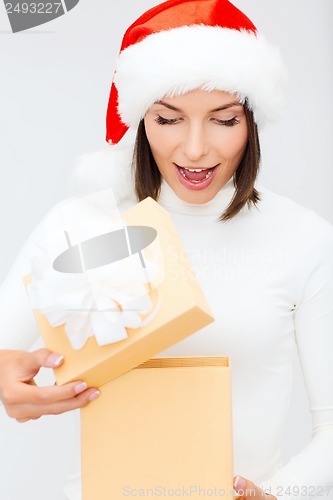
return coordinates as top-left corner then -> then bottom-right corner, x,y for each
233,476 -> 277,499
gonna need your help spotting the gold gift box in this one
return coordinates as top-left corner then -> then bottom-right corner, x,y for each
26,198 -> 214,387
81,356 -> 233,500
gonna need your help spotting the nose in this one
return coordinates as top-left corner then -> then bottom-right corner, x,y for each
182,122 -> 209,162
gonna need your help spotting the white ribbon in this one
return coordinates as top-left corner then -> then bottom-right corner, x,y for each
29,252 -> 160,350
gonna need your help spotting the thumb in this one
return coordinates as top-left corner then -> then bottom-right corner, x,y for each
233,476 -> 266,498
21,349 -> 64,377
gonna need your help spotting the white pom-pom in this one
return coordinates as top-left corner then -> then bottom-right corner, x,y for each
69,138 -> 135,204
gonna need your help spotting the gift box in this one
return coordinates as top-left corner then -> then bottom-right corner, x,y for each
81,356 -> 233,500
25,195 -> 214,387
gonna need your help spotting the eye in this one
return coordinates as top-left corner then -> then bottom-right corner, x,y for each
215,117 -> 240,127
155,115 -> 180,125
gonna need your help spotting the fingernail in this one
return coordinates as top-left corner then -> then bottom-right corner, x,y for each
74,382 -> 87,394
88,390 -> 100,402
47,353 -> 64,367
234,476 -> 246,491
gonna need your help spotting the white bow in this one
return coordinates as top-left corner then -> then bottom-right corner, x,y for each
29,252 -> 160,350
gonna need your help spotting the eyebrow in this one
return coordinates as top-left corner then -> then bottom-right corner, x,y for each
154,100 -> 243,112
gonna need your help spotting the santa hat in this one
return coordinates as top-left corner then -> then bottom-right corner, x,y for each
71,0 -> 287,198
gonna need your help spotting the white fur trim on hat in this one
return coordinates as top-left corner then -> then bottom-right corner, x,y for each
114,25 -> 288,130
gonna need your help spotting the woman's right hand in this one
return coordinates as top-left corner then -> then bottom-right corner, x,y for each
0,348 -> 100,422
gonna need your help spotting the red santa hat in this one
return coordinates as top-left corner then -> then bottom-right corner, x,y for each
71,0 -> 287,198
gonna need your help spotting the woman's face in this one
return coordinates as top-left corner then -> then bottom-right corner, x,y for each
144,89 -> 248,204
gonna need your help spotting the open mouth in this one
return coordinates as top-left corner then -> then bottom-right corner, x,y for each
174,163 -> 219,190
177,165 -> 217,182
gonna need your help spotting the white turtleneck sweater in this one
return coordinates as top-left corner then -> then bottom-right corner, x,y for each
0,178 -> 333,500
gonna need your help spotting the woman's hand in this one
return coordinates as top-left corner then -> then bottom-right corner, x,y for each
233,476 -> 277,499
0,348 -> 100,422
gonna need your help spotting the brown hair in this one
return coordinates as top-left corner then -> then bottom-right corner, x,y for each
133,101 -> 261,221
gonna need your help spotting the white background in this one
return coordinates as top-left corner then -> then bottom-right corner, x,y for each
0,1 -> 332,499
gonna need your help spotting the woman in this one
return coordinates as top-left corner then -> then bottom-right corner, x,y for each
0,1 -> 332,499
